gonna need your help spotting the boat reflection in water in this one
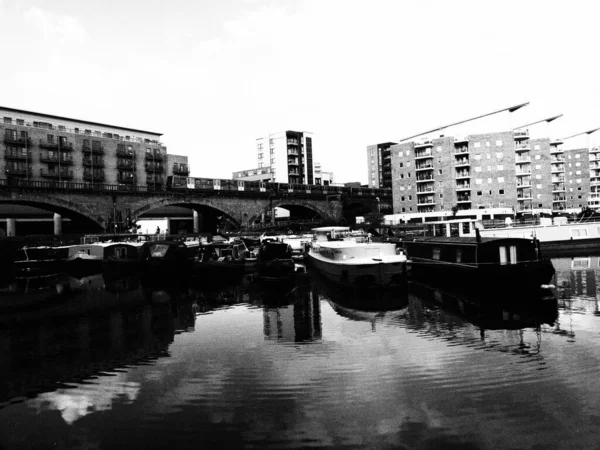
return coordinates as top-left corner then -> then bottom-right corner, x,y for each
407,281 -> 559,338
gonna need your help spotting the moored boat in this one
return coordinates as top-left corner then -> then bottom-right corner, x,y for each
257,240 -> 296,283
398,235 -> 555,293
193,239 -> 249,280
13,245 -> 70,276
139,240 -> 194,277
306,226 -> 409,287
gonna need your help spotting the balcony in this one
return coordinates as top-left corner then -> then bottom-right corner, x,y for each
454,136 -> 469,144
417,206 -> 436,213
551,155 -> 564,162
456,183 -> 470,190
117,148 -> 135,158
455,146 -> 469,154
5,167 -> 32,176
517,181 -> 532,187
514,130 -> 529,140
516,170 -> 531,176
551,164 -> 565,173
416,174 -> 434,182
145,152 -> 163,161
40,169 -> 73,179
83,172 -> 105,181
415,163 -> 434,171
287,159 -> 299,165
117,160 -> 135,170
417,199 -> 435,206
590,162 -> 600,170
287,139 -> 299,145
415,150 -> 433,159
417,186 -> 435,193
39,139 -> 57,149
514,142 -> 530,151
414,140 -> 433,149
455,158 -> 469,166
457,198 -> 471,203
288,149 -> 299,155
590,146 -> 600,154
4,135 -> 31,146
515,156 -> 531,163
552,183 -> 565,192
553,197 -> 566,202
551,177 -> 565,183
517,195 -> 532,200
82,145 -> 104,155
173,165 -> 189,175
40,155 -> 74,165
83,159 -> 105,168
455,171 -> 470,179
145,164 -> 164,173
550,138 -> 564,146
4,151 -> 31,161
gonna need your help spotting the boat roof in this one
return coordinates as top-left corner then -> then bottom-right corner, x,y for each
312,226 -> 351,232
401,236 -> 536,246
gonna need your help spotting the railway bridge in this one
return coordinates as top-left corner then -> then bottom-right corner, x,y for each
0,179 -> 391,234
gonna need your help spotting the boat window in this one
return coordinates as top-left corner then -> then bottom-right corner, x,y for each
149,244 -> 169,258
499,246 -> 507,265
450,223 -> 459,237
456,249 -> 462,263
571,229 -> 588,238
509,245 -> 517,264
432,247 -> 440,260
572,258 -> 590,269
462,222 -> 470,234
117,247 -> 127,259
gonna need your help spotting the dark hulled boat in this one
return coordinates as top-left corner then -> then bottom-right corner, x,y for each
257,240 -> 296,283
399,235 -> 555,293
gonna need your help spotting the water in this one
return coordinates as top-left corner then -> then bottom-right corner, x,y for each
1,258 -> 600,449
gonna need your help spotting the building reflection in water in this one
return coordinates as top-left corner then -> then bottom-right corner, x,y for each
0,271 -> 196,412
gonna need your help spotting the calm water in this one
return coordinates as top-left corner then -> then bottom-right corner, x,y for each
1,258 -> 600,449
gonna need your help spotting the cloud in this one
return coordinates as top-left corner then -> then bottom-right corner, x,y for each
23,6 -> 86,43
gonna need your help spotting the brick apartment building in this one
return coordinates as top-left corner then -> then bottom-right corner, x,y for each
0,106 -> 189,188
367,142 -> 396,189
390,129 -> 594,216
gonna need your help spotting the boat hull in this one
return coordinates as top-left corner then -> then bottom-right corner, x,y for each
306,252 -> 408,287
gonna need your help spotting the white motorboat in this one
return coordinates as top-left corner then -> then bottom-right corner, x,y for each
306,226 -> 409,287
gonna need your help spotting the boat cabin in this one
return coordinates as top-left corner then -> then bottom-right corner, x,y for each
199,240 -> 248,262
400,236 -> 542,266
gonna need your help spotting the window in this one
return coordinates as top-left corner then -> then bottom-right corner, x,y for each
576,154 -> 581,158
499,189 -> 504,194
475,167 -> 482,172
58,125 -> 65,131
432,247 -> 441,260
498,177 -> 504,183
576,170 -> 582,175
477,190 -> 482,195
400,174 -> 404,179
3,117 -> 12,124
409,195 -> 412,200
401,196 -> 405,201
437,146 -> 442,152
474,142 -> 481,148
438,169 -> 442,175
496,140 -> 502,146
576,162 -> 581,167
487,178 -> 492,184
535,155 -> 541,160
439,193 -> 443,198
476,179 -> 482,184
537,184 -> 543,189
497,165 -> 503,171
16,119 -> 24,125
496,153 -> 503,159
534,144 -> 540,150
535,164 -> 541,169
399,162 -> 403,167
474,155 -> 481,160
47,134 -> 54,143
486,141 -> 491,147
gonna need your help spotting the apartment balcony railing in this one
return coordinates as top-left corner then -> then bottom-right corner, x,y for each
551,177 -> 565,183
552,183 -> 565,192
515,143 -> 531,151
145,164 -> 164,173
116,148 -> 135,158
455,146 -> 469,154
454,136 -> 469,144
117,161 -> 135,170
40,169 -> 74,179
415,163 -> 434,171
590,146 -> 600,154
414,140 -> 433,149
514,130 -> 529,140
4,135 -> 31,146
550,138 -> 564,146
551,165 -> 565,173
416,174 -> 434,182
553,197 -> 567,202
4,151 -> 32,161
551,155 -> 565,162
415,150 -> 433,159
456,171 -> 470,179
287,159 -> 299,165
455,159 -> 469,166
82,145 -> 104,155
516,170 -> 531,176
517,195 -> 532,200
83,172 -> 105,181
5,167 -> 32,176
517,182 -> 532,187
287,139 -> 299,145
457,198 -> 471,203
287,149 -> 299,155
83,159 -> 105,168
456,184 -> 471,190
417,187 -> 435,193
590,162 -> 600,170
417,199 -> 435,206
145,152 -> 163,161
516,156 -> 531,163
550,146 -> 563,154
40,155 -> 74,165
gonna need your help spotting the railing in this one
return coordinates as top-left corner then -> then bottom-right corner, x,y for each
5,151 -> 31,160
83,159 -> 105,167
117,149 -> 135,158
4,135 -> 31,146
145,152 -> 163,161
82,145 -> 104,154
455,146 -> 468,153
117,161 -> 135,170
40,155 -> 74,164
40,169 -> 74,179
145,164 -> 164,173
5,167 -> 32,176
456,184 -> 470,190
415,150 -> 433,159
515,143 -> 530,150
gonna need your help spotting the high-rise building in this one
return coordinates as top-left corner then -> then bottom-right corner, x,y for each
0,106 -> 188,189
391,129 -> 597,217
367,142 -> 396,189
256,131 -> 314,184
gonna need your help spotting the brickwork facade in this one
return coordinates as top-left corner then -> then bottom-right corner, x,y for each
0,107 -> 188,188
390,130 -> 597,216
367,142 -> 396,189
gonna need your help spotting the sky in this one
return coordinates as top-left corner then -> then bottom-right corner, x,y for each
1,0 -> 600,184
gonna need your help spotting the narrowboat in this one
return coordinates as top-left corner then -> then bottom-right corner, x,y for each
257,240 -> 296,282
13,245 -> 71,276
398,235 -> 555,292
193,239 -> 249,280
139,240 -> 194,277
306,226 -> 409,287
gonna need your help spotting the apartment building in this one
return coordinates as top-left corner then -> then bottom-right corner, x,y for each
367,142 -> 396,189
391,129 -> 593,216
0,106 -> 189,188
255,131 -> 314,184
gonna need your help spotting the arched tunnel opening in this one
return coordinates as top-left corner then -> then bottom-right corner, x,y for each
0,202 -> 104,236
136,204 -> 238,234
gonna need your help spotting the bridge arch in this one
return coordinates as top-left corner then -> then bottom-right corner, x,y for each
270,198 -> 332,220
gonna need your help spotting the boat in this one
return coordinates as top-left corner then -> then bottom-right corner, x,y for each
13,245 -> 71,276
279,233 -> 312,260
66,241 -> 144,275
398,234 -> 555,293
139,240 -> 194,277
193,239 -> 249,280
0,272 -> 72,312
257,240 -> 296,283
306,226 -> 409,287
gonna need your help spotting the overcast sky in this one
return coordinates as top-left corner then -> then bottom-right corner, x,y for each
1,0 -> 599,184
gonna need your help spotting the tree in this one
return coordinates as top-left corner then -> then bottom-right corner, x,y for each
451,205 -> 459,218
